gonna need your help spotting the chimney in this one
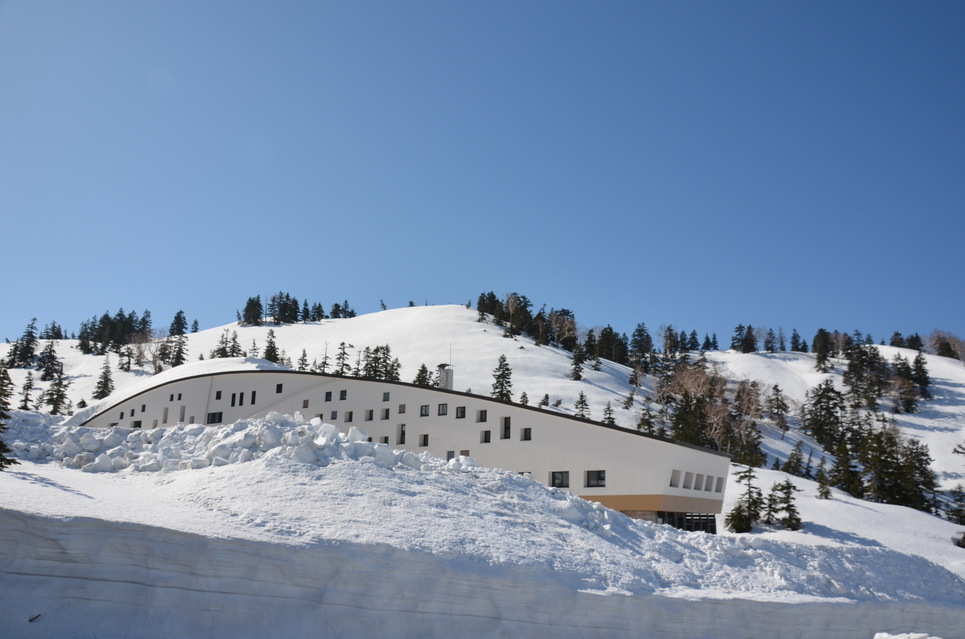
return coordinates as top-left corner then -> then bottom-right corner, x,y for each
437,364 -> 453,390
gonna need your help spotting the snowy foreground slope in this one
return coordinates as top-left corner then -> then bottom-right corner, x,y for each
1,412 -> 964,639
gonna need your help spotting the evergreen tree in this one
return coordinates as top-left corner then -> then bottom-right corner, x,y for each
710,333 -> 719,351
766,384 -> 790,438
191,319 -> 199,333
538,393 -> 550,409
93,358 -> 114,400
812,328 -> 833,372
248,339 -> 260,359
636,397 -> 658,434
802,380 -> 844,450
37,340 -> 62,382
730,324 -> 746,351
5,318 -> 39,368
687,331 -> 700,352
413,363 -> 433,386
263,330 -> 280,363
228,331 -> 245,357
43,372 -> 72,416
169,310 -> 188,336
740,325 -> 757,354
19,372 -> 34,409
334,342 -> 352,376
911,352 -> 932,400
241,296 -> 264,326
830,440 -> 864,498
297,349 -> 309,372
622,388 -> 636,410
210,329 -> 231,359
781,441 -> 806,477
947,485 -> 965,525
0,363 -> 19,470
519,392 -> 529,406
764,329 -> 776,353
725,466 -> 763,533
701,334 -> 712,351
491,355 -> 513,401
574,391 -> 590,419
815,457 -> 832,499
773,479 -> 803,530
602,401 -> 616,425
570,344 -> 585,381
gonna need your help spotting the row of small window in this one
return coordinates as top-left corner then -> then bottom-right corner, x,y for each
320,408 -> 393,423
549,470 -> 606,488
118,405 -> 187,425
669,470 -> 724,493
213,390 -> 258,407
417,405 -> 489,421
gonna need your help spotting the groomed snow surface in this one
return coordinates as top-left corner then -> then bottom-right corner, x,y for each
2,411 -> 963,639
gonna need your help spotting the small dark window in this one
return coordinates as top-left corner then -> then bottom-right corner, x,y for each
438,404 -> 448,416
551,471 -> 569,488
330,411 -> 337,420
131,421 -> 142,429
130,409 -> 135,417
250,390 -> 256,404
239,391 -> 244,407
231,393 -> 236,407
141,404 -> 146,413
501,416 -> 511,439
477,410 -> 487,423
460,449 -> 470,457
215,391 -> 222,400
339,390 -> 347,400
446,451 -> 455,461
521,427 -> 532,441
119,411 -> 124,419
383,392 -> 390,401
276,384 -> 283,394
397,424 -> 406,445
420,434 -> 429,447
382,408 -> 390,420
169,394 -> 174,402
455,406 -> 466,419
302,399 -> 309,409
481,430 -> 491,443
345,411 -> 353,423
365,410 -> 373,421
206,412 -> 223,425
398,404 -> 406,414
380,436 -> 389,444
586,470 -> 606,488
420,405 -> 430,417
177,393 -> 182,401
325,391 -> 332,402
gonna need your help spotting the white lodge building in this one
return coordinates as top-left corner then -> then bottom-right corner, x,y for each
76,358 -> 730,533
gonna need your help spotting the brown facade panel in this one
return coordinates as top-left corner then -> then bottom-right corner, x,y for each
582,493 -> 724,515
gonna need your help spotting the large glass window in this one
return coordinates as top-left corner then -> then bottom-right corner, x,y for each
550,471 -> 569,488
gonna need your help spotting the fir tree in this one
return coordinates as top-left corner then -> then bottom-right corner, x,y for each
636,397 -> 657,434
334,342 -> 352,376
710,333 -> 718,351
570,344 -> 585,381
191,319 -> 199,333
0,363 -> 19,469
297,349 -> 309,372
947,484 -> 965,525
911,352 -> 932,400
602,401 -> 616,425
766,384 -> 790,439
168,310 -> 189,367
491,355 -> 513,402
413,363 -> 433,386
830,440 -> 864,498
19,372 -> 34,410
93,358 -> 114,400
241,296 -> 264,326
37,340 -> 62,382
622,388 -> 636,410
815,457 -> 832,499
263,330 -> 280,363
725,466 -> 763,533
249,339 -> 260,359
812,328 -> 833,372
519,392 -> 529,406
773,479 -> 803,530
574,391 -> 590,419
764,329 -> 776,353
538,393 -> 550,409
44,372 -> 72,416
781,440 -> 806,477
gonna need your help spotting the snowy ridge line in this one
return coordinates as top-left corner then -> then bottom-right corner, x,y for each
1,508 -> 960,639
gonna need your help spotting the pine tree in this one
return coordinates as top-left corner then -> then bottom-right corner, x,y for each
570,344 -> 585,381
413,363 -> 433,386
297,349 -> 309,372
191,319 -> 199,333
911,352 -> 932,400
812,328 -> 833,372
725,466 -> 763,533
947,485 -> 965,525
766,384 -> 790,438
781,440 -> 806,476
0,363 -> 19,469
602,401 -> 616,425
802,380 -> 844,450
622,388 -> 636,410
636,397 -> 657,434
44,372 -> 72,416
764,329 -> 776,353
249,339 -> 260,359
574,391 -> 590,419
538,393 -> 550,409
263,330 -> 280,363
491,355 -> 513,402
168,310 -> 189,367
773,479 -> 803,530
19,372 -> 34,410
241,296 -> 264,326
519,392 -> 529,406
37,340 -> 62,382
93,358 -> 114,400
830,440 -> 864,498
334,342 -> 352,376
815,457 -> 832,499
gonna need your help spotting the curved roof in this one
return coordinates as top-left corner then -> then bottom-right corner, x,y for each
65,358 -> 290,427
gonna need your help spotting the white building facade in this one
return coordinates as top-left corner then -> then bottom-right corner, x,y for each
79,360 -> 731,532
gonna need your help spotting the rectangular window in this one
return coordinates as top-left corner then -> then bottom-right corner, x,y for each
179,406 -> 186,422
383,392 -> 390,401
398,404 -> 406,414
345,411 -> 354,423
670,470 -> 681,488
694,474 -> 704,491
704,475 -> 714,492
119,411 -> 124,419
380,436 -> 389,444
130,409 -> 135,417
162,407 -> 169,424
365,410 -> 373,421
239,391 -> 244,407
420,405 -> 430,417
521,427 -> 532,441
215,391 -> 222,400
397,424 -> 406,445
177,393 -> 182,401
231,393 -> 237,407
381,408 -> 390,420
131,420 -> 142,429
481,430 -> 491,443
460,450 -> 470,457
447,451 -> 455,461
420,434 -> 429,447
169,394 -> 174,402
683,472 -> 694,490
325,391 -> 332,402
455,406 -> 466,419
437,403 -> 448,416
152,420 -> 158,428
339,390 -> 347,400
715,477 -> 725,493
330,411 -> 337,420
501,416 -> 511,439
551,471 -> 569,488
477,409 -> 487,423
250,390 -> 256,404
586,470 -> 606,488
206,412 -> 223,425
302,399 -> 310,409
141,404 -> 146,413
276,383 -> 283,394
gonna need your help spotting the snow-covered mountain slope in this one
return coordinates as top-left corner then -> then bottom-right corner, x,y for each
1,412 -> 963,638
4,304 -> 965,486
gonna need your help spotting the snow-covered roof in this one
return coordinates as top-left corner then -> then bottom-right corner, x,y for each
65,358 -> 290,427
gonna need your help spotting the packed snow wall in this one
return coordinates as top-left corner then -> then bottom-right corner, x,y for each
0,510 -> 959,639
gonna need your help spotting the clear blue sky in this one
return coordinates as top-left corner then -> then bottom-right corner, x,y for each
1,1 -> 963,346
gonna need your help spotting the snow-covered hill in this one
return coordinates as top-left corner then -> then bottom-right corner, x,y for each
2,305 -> 965,637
